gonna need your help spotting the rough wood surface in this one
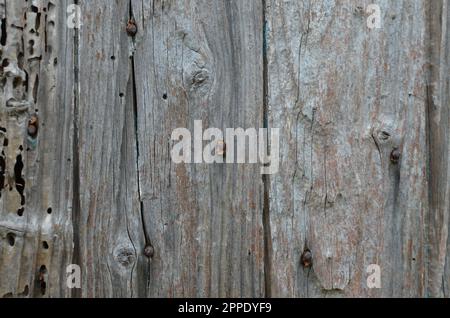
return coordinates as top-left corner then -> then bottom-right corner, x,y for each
266,0 -> 434,297
0,0 -> 449,298
131,0 -> 265,297
0,0 -> 74,298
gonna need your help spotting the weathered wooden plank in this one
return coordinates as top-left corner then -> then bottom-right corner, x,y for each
0,0 -> 448,299
131,0 -> 266,297
75,0 -> 147,297
427,0 -> 450,298
0,0 -> 74,298
266,0 -> 432,297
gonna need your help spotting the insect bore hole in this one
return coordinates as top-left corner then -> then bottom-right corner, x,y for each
6,233 -> 15,246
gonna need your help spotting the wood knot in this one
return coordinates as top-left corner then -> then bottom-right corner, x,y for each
377,130 -> 391,142
390,148 -> 401,164
192,69 -> 209,85
126,18 -> 137,37
189,69 -> 210,92
301,249 -> 313,268
114,247 -> 136,267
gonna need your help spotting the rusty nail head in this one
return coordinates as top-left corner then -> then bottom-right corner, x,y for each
126,19 -> 137,37
28,116 -> 38,138
144,245 -> 154,258
390,148 -> 401,164
301,249 -> 313,268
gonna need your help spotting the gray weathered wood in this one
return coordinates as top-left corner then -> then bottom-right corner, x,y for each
266,0 -> 449,297
427,0 -> 450,298
0,0 -> 75,298
131,0 -> 265,297
0,0 -> 449,298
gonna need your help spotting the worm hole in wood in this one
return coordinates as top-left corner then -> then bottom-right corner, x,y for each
6,233 -> 15,246
38,265 -> 47,295
0,18 -> 6,46
0,153 -> 5,197
14,154 -> 26,205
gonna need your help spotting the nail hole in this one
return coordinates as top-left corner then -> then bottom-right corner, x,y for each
47,207 -> 52,214
162,93 -> 168,100
110,55 -> 115,60
6,233 -> 15,246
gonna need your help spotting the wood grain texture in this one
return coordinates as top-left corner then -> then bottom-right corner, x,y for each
426,0 -> 450,298
0,0 -> 449,298
0,0 -> 75,298
266,0 -> 435,297
131,0 -> 265,297
75,0 -> 146,297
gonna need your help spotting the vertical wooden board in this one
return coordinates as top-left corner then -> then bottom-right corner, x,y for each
131,0 -> 265,297
75,0 -> 146,297
0,0 -> 75,298
266,0 -> 430,297
427,0 -> 450,298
